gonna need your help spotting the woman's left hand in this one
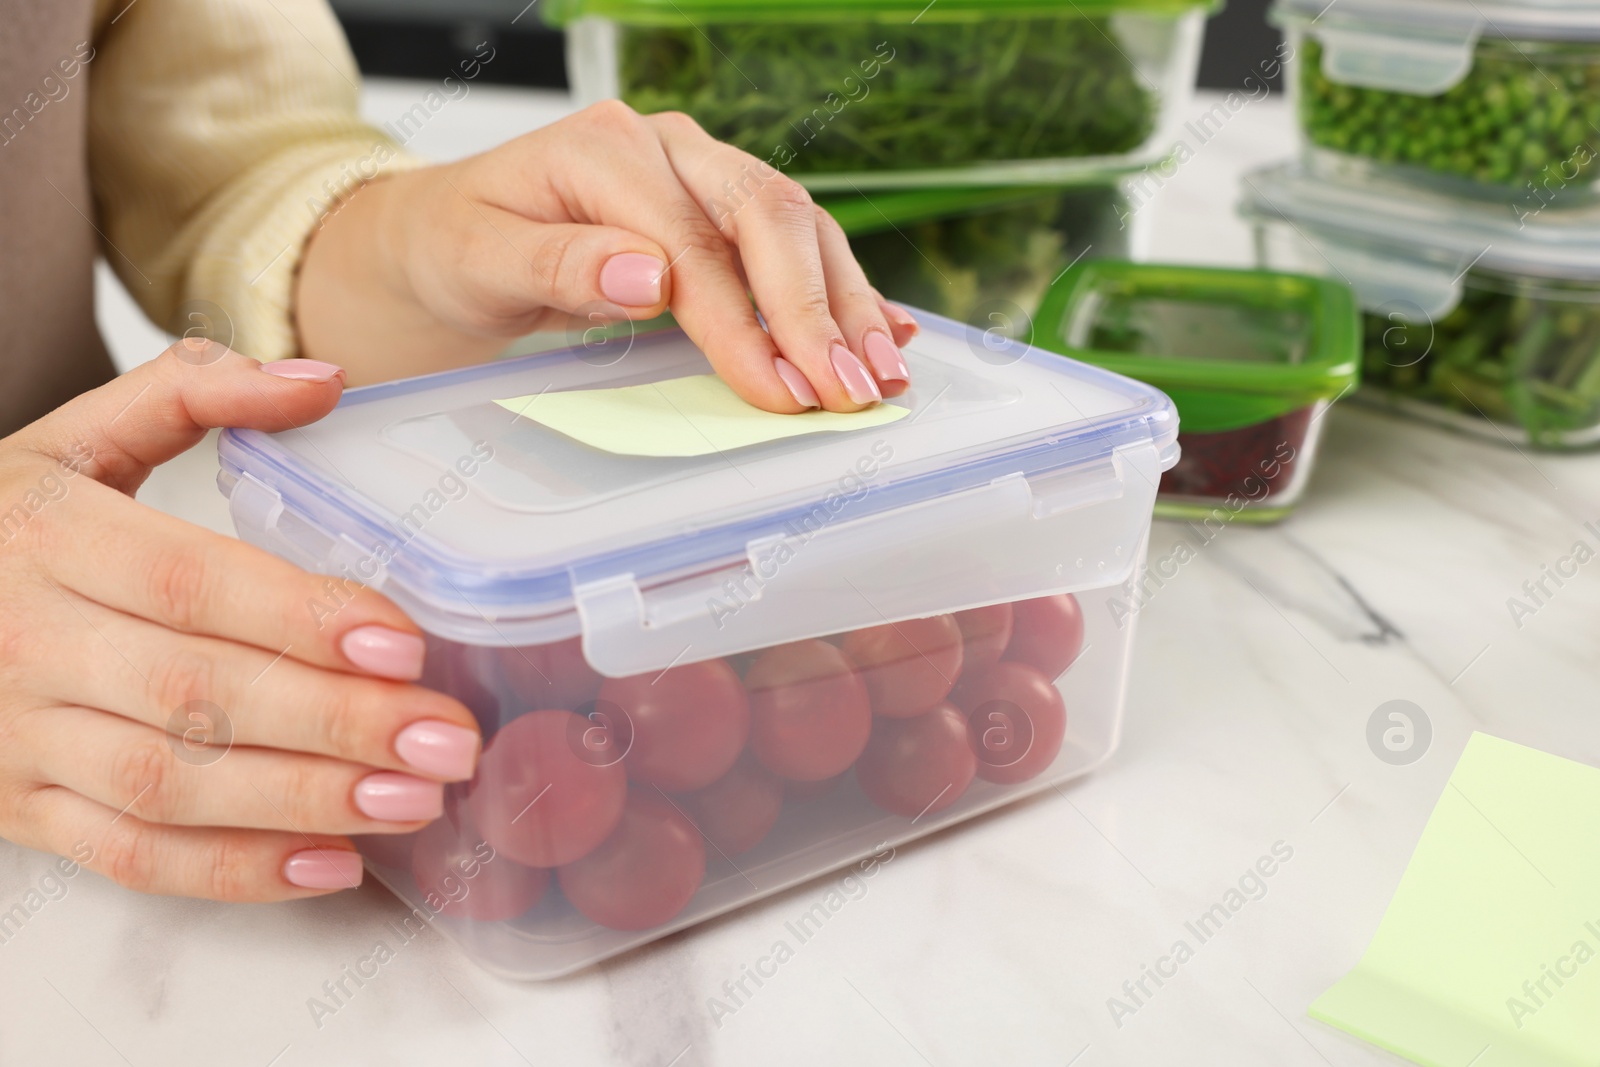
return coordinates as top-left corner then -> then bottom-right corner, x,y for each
295,102 -> 919,413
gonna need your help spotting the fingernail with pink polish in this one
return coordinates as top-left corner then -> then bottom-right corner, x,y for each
395,720 -> 479,780
340,625 -> 426,680
773,357 -> 820,410
600,252 -> 666,307
284,849 -> 363,890
863,332 -> 909,386
262,359 -> 345,383
354,772 -> 444,822
830,344 -> 882,405
880,302 -> 919,334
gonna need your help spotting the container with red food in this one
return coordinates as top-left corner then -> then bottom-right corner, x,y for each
217,311 -> 1177,979
1035,260 -> 1360,523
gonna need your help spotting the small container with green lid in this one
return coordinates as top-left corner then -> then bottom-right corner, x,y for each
1035,260 -> 1360,523
547,0 -> 1216,189
1273,0 -> 1600,205
819,182 -> 1138,327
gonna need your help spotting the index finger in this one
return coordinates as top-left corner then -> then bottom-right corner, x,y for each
41,478 -> 429,681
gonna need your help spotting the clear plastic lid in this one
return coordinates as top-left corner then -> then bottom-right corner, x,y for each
1273,0 -> 1600,94
217,313 -> 1177,672
1238,162 -> 1600,317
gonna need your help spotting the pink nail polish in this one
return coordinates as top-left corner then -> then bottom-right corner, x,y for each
830,344 -> 882,405
262,359 -> 344,383
354,772 -> 444,822
395,720 -> 480,780
863,332 -> 909,386
340,625 -> 426,680
283,849 -> 364,890
773,357 -> 820,409
880,302 -> 919,334
599,252 -> 666,307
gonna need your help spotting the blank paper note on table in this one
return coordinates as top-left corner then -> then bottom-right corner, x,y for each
1311,733 -> 1600,1067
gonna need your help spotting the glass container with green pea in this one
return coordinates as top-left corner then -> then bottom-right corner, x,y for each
1242,163 -> 1600,450
1272,0 -> 1600,204
546,0 -> 1217,190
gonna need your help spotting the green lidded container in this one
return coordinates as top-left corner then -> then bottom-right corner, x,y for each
1035,260 -> 1359,523
818,182 -> 1136,328
1242,162 -> 1600,450
1273,0 -> 1600,205
547,0 -> 1216,190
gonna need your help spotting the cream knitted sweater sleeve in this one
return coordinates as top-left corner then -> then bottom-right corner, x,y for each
87,0 -> 425,363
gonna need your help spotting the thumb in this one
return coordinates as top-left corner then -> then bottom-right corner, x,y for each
464,208 -> 673,322
12,339 -> 345,495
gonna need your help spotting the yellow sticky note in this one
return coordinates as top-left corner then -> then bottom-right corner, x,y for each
493,374 -> 908,458
1311,733 -> 1600,1066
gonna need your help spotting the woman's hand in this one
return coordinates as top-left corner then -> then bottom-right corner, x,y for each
295,102 -> 919,411
0,341 -> 481,901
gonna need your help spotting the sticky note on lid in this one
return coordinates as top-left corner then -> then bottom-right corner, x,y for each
1311,733 -> 1600,1066
493,374 -> 908,458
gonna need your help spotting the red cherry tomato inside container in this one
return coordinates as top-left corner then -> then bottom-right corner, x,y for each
952,661 -> 1067,784
410,815 -> 550,921
953,603 -> 1014,671
681,755 -> 784,855
600,660 -> 749,792
746,640 -> 872,781
558,792 -> 706,931
1003,594 -> 1084,680
498,636 -> 603,711
468,709 -> 627,867
856,704 -> 977,818
841,615 -> 964,718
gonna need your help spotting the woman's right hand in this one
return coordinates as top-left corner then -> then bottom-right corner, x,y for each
0,340 -> 481,901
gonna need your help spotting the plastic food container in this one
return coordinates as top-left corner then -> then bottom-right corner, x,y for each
1034,260 -> 1358,523
1274,0 -> 1600,203
549,0 -> 1214,190
216,313 -> 1178,979
1241,162 -> 1600,450
820,183 -> 1139,329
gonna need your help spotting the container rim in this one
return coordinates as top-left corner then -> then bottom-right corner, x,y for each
546,0 -> 1219,26
1273,0 -> 1600,39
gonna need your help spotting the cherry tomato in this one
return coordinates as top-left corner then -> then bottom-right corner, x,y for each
952,661 -> 1067,784
600,660 -> 749,792
497,636 -> 603,711
681,755 -> 784,855
855,704 -> 976,818
842,615 -> 964,718
557,792 -> 706,931
1003,594 -> 1085,680
784,773 -> 844,803
410,815 -> 550,921
468,709 -> 627,867
746,640 -> 872,781
953,603 -> 1014,671
352,831 -> 417,870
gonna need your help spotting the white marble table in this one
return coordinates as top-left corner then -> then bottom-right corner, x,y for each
4,82 -> 1597,1067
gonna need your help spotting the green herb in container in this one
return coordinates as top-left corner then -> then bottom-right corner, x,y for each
547,0 -> 1216,190
1035,261 -> 1359,523
818,184 -> 1134,326
1273,0 -> 1600,204
1241,162 -> 1600,450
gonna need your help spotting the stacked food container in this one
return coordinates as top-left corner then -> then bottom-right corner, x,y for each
1246,0 -> 1600,449
547,0 -> 1219,326
219,316 -> 1178,978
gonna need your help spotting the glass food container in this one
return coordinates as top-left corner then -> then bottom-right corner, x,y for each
1241,162 -> 1600,450
217,312 -> 1178,979
1273,0 -> 1600,206
548,0 -> 1215,190
1035,260 -> 1359,523
819,183 -> 1138,329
